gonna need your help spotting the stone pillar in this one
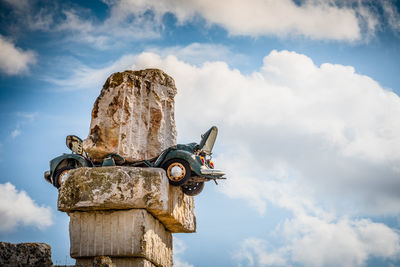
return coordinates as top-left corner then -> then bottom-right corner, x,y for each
58,167 -> 196,267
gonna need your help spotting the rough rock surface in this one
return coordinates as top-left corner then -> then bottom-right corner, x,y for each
150,185 -> 196,233
83,69 -> 178,162
69,209 -> 172,267
93,256 -> 116,267
0,242 -> 53,267
57,167 -> 196,233
77,257 -> 156,267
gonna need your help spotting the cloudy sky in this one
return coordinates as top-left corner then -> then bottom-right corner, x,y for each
1,0 -> 400,266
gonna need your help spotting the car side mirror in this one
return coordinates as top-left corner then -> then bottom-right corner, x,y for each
66,135 -> 84,155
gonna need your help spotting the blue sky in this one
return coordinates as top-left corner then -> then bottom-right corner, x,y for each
1,0 -> 400,266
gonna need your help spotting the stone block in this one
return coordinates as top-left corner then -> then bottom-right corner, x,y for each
0,242 -> 53,267
76,257 -> 156,267
58,166 -> 196,233
69,209 -> 172,267
150,185 -> 196,233
83,69 -> 178,162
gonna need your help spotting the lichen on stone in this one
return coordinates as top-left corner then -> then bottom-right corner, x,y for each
58,166 -> 196,233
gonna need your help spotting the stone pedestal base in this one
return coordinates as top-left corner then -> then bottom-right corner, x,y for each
69,209 -> 172,267
57,166 -> 197,267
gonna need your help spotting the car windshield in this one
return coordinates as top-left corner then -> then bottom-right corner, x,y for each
199,126 -> 218,155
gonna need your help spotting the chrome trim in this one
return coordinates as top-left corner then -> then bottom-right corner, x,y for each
200,167 -> 225,176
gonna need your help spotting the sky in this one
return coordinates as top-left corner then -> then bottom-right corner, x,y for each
0,0 -> 400,266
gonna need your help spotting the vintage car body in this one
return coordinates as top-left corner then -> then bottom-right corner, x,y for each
45,127 -> 225,196
129,126 -> 225,195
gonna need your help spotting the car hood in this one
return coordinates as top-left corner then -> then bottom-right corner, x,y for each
198,126 -> 218,155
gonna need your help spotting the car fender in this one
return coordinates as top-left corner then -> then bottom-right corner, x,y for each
49,154 -> 91,175
160,150 -> 203,176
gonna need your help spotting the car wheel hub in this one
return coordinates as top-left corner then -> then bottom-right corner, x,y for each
171,166 -> 183,177
167,162 -> 186,181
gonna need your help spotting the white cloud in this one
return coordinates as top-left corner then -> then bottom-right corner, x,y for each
3,0 -> 394,48
174,259 -> 194,267
2,1 -> 160,49
236,218 -> 400,267
0,182 -> 53,232
382,0 -> 400,33
288,217 -> 400,267
147,43 -> 247,67
0,35 -> 36,75
44,54 -> 138,90
2,0 -> 396,49
106,0 -> 378,41
173,238 -> 194,267
42,5 -> 160,49
235,239 -> 287,267
1,0 -> 29,10
47,43 -> 245,90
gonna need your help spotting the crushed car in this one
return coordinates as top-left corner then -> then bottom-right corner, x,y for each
44,126 -> 226,196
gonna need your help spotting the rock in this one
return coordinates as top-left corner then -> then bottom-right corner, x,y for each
69,209 -> 172,267
0,242 -> 53,267
57,167 -> 196,233
77,257 -> 156,267
83,69 -> 178,162
93,256 -> 115,267
151,185 -> 196,233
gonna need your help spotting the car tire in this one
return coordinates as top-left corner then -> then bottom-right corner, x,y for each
181,181 -> 205,196
163,159 -> 191,186
54,166 -> 75,188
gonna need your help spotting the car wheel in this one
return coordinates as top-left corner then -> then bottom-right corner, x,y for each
54,166 -> 75,188
163,159 -> 191,186
181,181 -> 205,196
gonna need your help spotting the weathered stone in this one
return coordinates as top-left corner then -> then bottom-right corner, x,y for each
69,209 -> 172,267
0,242 -> 53,267
57,167 -> 168,212
58,166 -> 196,233
150,185 -> 196,233
83,69 -> 178,162
76,257 -> 156,267
93,256 -> 116,267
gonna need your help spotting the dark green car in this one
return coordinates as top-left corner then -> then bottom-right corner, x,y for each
44,126 -> 225,196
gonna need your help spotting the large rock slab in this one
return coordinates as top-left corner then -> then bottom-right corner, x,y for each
58,167 -> 196,233
0,242 -> 53,267
83,69 -> 178,162
69,209 -> 172,267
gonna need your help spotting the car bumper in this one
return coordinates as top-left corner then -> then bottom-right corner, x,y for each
200,167 -> 225,176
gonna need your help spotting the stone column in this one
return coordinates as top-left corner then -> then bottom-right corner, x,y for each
58,167 -> 196,267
